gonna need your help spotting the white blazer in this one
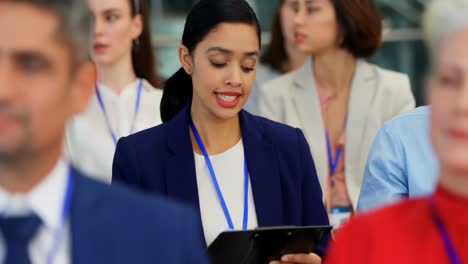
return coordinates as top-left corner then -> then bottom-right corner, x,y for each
258,58 -> 415,208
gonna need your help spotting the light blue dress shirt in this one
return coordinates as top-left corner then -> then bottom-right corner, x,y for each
357,106 -> 439,212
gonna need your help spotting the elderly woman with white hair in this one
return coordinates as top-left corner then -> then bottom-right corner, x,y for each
325,0 -> 468,263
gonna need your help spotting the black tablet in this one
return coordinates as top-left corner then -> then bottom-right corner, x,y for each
207,225 -> 332,264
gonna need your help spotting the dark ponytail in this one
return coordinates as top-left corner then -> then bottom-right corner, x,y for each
160,68 -> 192,123
160,0 -> 261,123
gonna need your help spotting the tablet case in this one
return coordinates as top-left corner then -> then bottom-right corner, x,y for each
208,225 -> 332,264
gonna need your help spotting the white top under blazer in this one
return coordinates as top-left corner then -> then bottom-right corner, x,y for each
194,139 -> 258,245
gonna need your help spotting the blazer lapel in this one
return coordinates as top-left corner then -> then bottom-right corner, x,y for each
292,59 -> 328,193
164,105 -> 206,245
164,106 -> 200,207
345,59 -> 377,206
240,111 -> 283,226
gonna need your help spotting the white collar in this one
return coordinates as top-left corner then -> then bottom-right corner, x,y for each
97,78 -> 152,97
0,159 -> 69,231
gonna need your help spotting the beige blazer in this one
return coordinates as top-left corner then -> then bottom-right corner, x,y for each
258,58 -> 415,208
244,63 -> 281,115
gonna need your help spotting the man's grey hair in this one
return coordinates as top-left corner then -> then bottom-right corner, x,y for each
423,0 -> 468,64
7,0 -> 94,64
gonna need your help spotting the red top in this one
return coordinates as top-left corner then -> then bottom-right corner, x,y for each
325,185 -> 468,264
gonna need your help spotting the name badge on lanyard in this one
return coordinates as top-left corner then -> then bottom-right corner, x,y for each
326,118 -> 351,229
95,79 -> 143,145
189,119 -> 249,230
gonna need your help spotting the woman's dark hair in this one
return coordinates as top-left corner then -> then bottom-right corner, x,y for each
261,0 -> 382,72
332,0 -> 382,57
130,0 -> 163,88
160,0 -> 261,122
260,0 -> 288,73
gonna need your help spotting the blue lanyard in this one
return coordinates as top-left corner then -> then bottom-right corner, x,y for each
189,119 -> 249,230
325,130 -> 343,177
429,197 -> 462,264
325,116 -> 347,178
95,79 -> 143,145
46,167 -> 74,264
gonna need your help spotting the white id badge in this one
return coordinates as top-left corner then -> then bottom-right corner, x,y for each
329,207 -> 352,229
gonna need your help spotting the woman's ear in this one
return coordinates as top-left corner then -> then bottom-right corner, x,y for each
178,45 -> 193,75
131,14 -> 143,40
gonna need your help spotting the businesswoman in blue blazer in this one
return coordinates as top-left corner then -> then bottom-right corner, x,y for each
113,0 -> 328,263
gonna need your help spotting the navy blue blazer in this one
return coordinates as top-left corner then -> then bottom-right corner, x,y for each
69,167 -> 208,263
113,105 -> 329,244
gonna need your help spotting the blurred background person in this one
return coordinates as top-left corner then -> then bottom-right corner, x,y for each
66,0 -> 163,182
326,0 -> 468,262
0,0 -> 207,263
358,105 -> 438,212
244,0 -> 308,114
258,0 -> 415,228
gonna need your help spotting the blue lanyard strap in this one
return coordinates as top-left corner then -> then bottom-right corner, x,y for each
189,119 -> 249,230
325,116 -> 347,178
429,197 -> 462,264
325,130 -> 343,177
46,167 -> 74,264
95,79 -> 143,145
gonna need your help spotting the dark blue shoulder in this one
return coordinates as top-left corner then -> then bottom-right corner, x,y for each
117,106 -> 189,153
118,122 -> 169,147
72,167 -> 196,222
70,168 -> 208,263
241,110 -> 305,146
